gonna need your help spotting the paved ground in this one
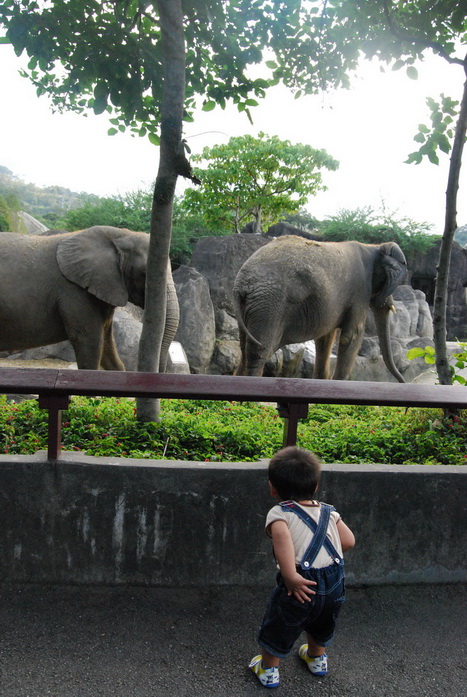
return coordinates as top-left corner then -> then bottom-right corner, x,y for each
0,582 -> 465,697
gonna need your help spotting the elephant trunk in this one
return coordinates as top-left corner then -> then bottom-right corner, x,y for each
159,269 -> 180,373
372,297 -> 405,383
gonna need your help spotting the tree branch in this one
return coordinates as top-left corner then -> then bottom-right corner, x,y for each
433,53 -> 467,385
382,0 -> 465,66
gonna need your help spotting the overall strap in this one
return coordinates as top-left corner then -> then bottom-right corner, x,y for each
280,501 -> 342,570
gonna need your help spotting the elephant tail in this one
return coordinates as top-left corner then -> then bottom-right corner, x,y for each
232,287 -> 264,348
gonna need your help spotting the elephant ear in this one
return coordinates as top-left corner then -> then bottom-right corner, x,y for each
371,242 -> 407,308
57,226 -> 131,307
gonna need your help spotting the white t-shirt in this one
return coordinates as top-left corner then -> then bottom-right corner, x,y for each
265,501 -> 343,569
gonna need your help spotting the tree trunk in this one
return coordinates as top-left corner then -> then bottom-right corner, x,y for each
136,0 -> 186,422
434,56 -> 467,386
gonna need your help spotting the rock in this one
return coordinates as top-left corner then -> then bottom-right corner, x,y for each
215,309 -> 240,341
173,265 -> 216,374
359,337 -> 381,361
280,344 -> 306,377
189,234 -> 269,317
208,340 -> 242,375
6,341 -> 76,363
415,290 -> 434,338
410,239 -> 467,340
113,307 -> 142,371
300,341 -> 317,378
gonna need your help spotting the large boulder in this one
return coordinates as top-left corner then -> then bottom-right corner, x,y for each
410,239 -> 467,340
189,234 -> 269,319
173,265 -> 216,374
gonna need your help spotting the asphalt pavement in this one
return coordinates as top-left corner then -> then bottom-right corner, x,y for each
0,582 -> 465,697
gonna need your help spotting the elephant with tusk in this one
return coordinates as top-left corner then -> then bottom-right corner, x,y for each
232,235 -> 407,382
0,226 -> 179,371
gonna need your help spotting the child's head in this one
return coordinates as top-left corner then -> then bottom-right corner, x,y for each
268,446 -> 321,501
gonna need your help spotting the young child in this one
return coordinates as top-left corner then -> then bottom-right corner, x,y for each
249,446 -> 355,689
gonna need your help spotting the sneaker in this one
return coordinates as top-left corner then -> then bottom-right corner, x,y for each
299,644 -> 328,676
249,655 -> 280,688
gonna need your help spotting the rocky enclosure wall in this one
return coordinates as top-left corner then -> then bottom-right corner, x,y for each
1,452 -> 465,587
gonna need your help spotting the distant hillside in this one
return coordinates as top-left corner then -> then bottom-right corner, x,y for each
0,165 -> 99,226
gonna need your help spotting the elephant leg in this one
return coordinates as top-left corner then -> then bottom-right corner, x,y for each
313,331 -> 337,379
63,303 -> 124,371
244,336 -> 270,376
68,331 -> 103,370
333,321 -> 365,380
236,327 -> 248,375
100,319 -> 125,371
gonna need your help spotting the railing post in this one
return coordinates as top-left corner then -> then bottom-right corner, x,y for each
38,393 -> 70,461
277,402 -> 309,446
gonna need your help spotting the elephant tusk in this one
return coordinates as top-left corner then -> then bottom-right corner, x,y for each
390,304 -> 396,313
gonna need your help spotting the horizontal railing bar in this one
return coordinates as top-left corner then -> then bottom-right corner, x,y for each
1,368 -> 467,409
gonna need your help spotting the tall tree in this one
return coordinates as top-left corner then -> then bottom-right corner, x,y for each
182,133 -> 338,233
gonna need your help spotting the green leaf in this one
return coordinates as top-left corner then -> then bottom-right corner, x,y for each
93,95 -> 108,115
265,60 -> 278,69
438,134 -> 451,154
406,66 -> 418,80
107,127 -> 118,136
406,347 -> 427,360
392,59 -> 405,71
148,132 -> 160,146
202,101 -> 216,112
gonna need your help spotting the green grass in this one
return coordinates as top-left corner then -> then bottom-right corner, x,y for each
0,395 -> 466,465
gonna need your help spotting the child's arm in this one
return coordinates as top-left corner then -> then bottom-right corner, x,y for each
269,520 -> 316,603
337,518 -> 356,552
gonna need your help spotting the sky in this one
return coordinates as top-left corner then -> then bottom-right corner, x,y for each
1,42 -> 466,232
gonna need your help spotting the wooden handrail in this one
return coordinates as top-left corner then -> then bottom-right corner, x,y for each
1,368 -> 466,461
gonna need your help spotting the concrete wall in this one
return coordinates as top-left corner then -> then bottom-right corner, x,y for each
1,452 -> 466,587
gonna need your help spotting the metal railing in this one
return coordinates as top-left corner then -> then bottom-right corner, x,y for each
1,367 -> 467,460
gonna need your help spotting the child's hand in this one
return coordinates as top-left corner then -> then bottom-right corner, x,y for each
283,572 -> 317,603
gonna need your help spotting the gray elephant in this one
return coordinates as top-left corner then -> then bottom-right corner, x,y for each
232,235 -> 407,382
0,226 -> 179,371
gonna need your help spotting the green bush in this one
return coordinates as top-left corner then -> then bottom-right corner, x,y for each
0,396 -> 466,465
318,206 -> 438,261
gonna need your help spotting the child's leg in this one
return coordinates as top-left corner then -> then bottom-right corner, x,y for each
305,633 -> 326,657
261,649 -> 280,668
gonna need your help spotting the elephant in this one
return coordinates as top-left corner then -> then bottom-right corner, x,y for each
0,226 -> 179,371
232,235 -> 407,382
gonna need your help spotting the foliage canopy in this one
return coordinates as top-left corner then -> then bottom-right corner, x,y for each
181,133 -> 339,233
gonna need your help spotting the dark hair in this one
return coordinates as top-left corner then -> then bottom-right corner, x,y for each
268,446 -> 321,501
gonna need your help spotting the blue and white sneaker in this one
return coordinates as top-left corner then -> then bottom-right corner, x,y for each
249,655 -> 280,688
299,644 -> 328,676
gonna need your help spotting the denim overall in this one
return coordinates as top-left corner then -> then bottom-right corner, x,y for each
258,502 -> 345,658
